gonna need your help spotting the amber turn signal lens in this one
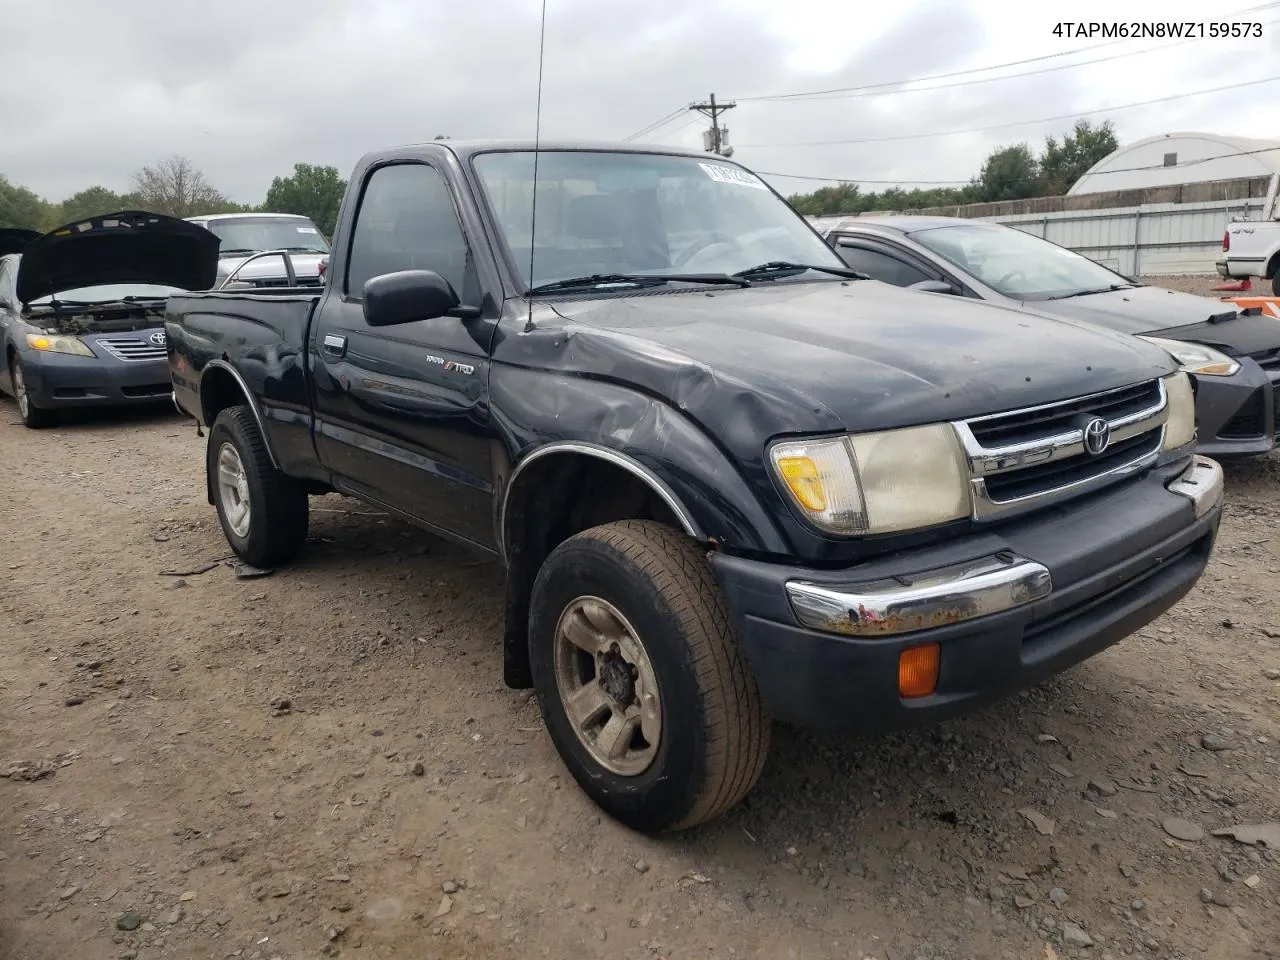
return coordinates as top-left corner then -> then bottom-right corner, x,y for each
898,642 -> 940,699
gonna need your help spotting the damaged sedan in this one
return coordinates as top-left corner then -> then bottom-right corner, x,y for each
819,216 -> 1280,459
0,211 -> 219,428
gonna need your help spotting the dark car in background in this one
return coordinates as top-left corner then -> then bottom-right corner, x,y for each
817,216 -> 1280,459
184,212 -> 330,289
0,211 -> 219,428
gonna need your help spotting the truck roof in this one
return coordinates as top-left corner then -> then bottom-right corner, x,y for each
188,212 -> 315,222
361,139 -> 728,164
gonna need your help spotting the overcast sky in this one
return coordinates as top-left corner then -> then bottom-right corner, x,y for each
1,0 -> 1276,203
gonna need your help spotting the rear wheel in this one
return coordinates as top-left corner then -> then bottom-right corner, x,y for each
207,405 -> 309,567
528,520 -> 770,832
1270,262 -> 1280,297
9,357 -> 56,429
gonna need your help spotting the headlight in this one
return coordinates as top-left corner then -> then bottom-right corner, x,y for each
1138,336 -> 1239,377
769,424 -> 971,536
25,332 -> 94,357
1161,371 -> 1197,451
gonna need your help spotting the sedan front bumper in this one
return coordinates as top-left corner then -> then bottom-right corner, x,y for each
19,348 -> 173,409
1193,358 -> 1279,457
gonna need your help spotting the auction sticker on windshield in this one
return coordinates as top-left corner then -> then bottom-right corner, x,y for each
297,227 -> 318,233
699,163 -> 768,190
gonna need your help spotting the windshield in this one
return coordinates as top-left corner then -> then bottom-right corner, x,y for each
471,150 -> 844,289
909,223 -> 1133,301
30,282 -> 184,305
205,217 -> 330,255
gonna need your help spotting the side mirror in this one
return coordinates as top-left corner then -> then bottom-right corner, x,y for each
909,279 -> 958,295
363,269 -> 460,326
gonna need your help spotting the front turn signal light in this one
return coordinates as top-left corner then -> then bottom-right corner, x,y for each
898,642 -> 940,699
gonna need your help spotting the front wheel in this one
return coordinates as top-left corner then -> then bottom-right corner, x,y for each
528,520 -> 770,832
207,405 -> 309,567
10,357 -> 56,429
1271,266 -> 1280,297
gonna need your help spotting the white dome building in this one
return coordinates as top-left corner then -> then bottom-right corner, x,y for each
1068,132 -> 1280,196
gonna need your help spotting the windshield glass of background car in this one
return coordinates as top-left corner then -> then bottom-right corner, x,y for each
206,218 -> 330,254
29,282 -> 186,304
471,151 -> 844,288
910,224 -> 1130,300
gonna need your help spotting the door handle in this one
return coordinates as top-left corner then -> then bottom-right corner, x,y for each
322,333 -> 347,358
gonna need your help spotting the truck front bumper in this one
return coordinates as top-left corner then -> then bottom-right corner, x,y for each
710,457 -> 1223,734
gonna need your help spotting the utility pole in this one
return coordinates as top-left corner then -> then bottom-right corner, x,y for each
689,93 -> 736,157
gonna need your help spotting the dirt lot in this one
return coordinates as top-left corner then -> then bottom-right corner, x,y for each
2,352 -> 1279,959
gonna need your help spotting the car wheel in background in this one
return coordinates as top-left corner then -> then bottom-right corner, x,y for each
207,405 -> 309,568
9,356 -> 56,429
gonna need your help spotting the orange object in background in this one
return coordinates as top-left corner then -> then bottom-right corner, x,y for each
1222,296 -> 1280,318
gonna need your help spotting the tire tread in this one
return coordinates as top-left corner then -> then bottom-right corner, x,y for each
210,405 -> 308,567
571,520 -> 770,830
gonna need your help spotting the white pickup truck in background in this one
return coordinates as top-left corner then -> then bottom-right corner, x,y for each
1217,180 -> 1280,295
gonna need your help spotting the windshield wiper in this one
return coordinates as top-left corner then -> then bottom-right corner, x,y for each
218,248 -> 259,255
528,272 -> 751,294
733,261 -> 869,281
1043,283 -> 1136,301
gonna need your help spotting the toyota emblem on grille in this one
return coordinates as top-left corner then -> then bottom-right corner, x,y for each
149,331 -> 166,346
1082,417 -> 1111,456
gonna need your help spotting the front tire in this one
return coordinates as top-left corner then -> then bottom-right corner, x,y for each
529,520 -> 770,832
1271,264 -> 1280,297
207,405 -> 309,567
10,357 -> 56,429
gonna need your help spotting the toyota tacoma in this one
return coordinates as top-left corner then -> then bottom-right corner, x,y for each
164,141 -> 1225,832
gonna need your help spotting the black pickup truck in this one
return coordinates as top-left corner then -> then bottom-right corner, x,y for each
166,140 -> 1224,832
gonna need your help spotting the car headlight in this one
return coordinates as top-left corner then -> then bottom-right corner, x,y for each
1161,371 -> 1197,451
25,332 -> 94,357
769,424 -> 971,536
1138,336 -> 1239,377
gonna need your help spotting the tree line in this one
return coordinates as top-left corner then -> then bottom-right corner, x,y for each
786,120 -> 1118,217
2,123 -> 1117,234
0,156 -> 348,238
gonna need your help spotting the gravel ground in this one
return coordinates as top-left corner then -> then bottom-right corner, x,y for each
1,393 -> 1278,960
1135,275 -> 1260,299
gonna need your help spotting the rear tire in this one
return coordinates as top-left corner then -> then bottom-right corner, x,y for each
528,519 -> 770,832
207,405 -> 309,567
1270,263 -> 1280,297
10,356 -> 56,429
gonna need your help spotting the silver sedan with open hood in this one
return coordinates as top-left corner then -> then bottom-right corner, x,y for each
0,211 -> 219,428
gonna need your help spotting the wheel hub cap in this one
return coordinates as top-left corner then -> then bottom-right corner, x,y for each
216,442 -> 252,539
553,596 -> 662,777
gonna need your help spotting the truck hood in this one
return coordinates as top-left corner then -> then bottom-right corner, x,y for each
1031,285 -> 1280,356
0,228 -> 40,258
16,211 -> 220,305
535,279 -> 1178,440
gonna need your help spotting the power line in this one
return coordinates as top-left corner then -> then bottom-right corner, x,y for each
752,143 -> 1280,188
743,18 -> 1279,104
623,107 -> 688,142
729,1 -> 1279,103
735,75 -> 1280,148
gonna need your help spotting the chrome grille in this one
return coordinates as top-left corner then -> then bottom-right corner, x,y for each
953,379 -> 1168,521
95,336 -> 167,362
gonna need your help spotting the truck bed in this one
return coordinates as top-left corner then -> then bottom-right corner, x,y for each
165,288 -> 323,478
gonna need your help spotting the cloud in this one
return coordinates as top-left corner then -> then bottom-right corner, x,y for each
0,0 -> 1274,203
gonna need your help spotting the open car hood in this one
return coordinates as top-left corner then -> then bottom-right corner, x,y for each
0,227 -> 40,258
16,210 -> 220,305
